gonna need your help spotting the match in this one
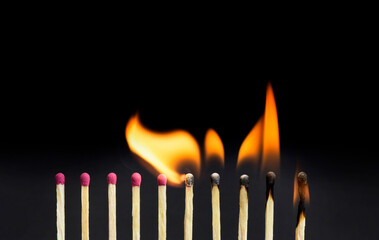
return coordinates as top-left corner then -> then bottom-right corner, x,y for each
80,173 -> 90,240
157,174 -> 167,240
265,171 -> 276,240
108,173 -> 117,240
238,174 -> 249,240
210,173 -> 221,240
131,173 -> 141,240
296,172 -> 308,240
184,173 -> 194,240
55,173 -> 65,240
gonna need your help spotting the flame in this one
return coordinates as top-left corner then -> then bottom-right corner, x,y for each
125,114 -> 201,187
237,117 -> 263,168
204,129 -> 224,166
261,82 -> 280,174
293,170 -> 310,206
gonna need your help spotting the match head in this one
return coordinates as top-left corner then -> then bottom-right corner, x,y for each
107,172 -> 117,185
210,173 -> 220,186
185,173 -> 194,187
297,172 -> 308,186
266,171 -> 276,186
55,173 -> 65,185
157,174 -> 167,186
240,174 -> 249,187
80,173 -> 90,186
131,172 -> 142,187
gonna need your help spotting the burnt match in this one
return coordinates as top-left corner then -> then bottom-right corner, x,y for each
184,173 -> 194,240
210,173 -> 221,240
265,171 -> 276,240
238,174 -> 249,240
296,172 -> 309,240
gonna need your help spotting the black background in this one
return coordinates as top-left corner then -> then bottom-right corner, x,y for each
1,16 -> 378,239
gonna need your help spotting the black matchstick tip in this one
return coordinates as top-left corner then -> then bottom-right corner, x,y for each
297,172 -> 308,186
210,173 -> 220,186
266,171 -> 276,186
185,173 -> 194,186
240,174 -> 249,187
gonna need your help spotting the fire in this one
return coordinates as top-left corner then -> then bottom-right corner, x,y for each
293,170 -> 310,206
125,114 -> 201,187
237,82 -> 280,174
261,82 -> 280,173
204,128 -> 224,166
237,117 -> 263,168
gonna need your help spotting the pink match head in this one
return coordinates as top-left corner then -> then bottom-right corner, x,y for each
107,173 -> 117,185
55,173 -> 65,185
80,173 -> 90,186
157,174 -> 167,186
131,172 -> 141,187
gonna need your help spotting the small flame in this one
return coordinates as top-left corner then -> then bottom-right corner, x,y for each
204,129 -> 224,166
261,82 -> 280,174
237,117 -> 263,168
293,170 -> 310,206
125,114 -> 201,187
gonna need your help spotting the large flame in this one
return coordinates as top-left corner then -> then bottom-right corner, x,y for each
237,82 -> 280,174
125,114 -> 201,187
204,128 -> 224,166
261,82 -> 280,174
237,117 -> 263,168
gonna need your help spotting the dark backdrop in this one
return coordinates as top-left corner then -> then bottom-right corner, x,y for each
0,29 -> 378,239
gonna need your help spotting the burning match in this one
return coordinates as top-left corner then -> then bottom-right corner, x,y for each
131,173 -> 141,240
238,174 -> 249,240
55,173 -> 65,240
108,173 -> 117,240
296,172 -> 309,240
210,173 -> 221,240
265,171 -> 276,240
184,173 -> 194,240
157,174 -> 167,240
80,173 -> 90,240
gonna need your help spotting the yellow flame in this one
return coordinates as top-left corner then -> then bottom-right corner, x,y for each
237,117 -> 263,168
125,114 -> 201,187
261,82 -> 280,174
204,128 -> 224,166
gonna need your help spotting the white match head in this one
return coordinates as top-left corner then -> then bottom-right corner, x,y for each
210,173 -> 220,186
55,173 -> 65,185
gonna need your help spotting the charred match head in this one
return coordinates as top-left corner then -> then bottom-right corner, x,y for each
185,173 -> 194,187
297,172 -> 308,202
266,171 -> 276,186
55,173 -> 65,185
210,173 -> 220,186
240,174 -> 249,188
80,173 -> 90,186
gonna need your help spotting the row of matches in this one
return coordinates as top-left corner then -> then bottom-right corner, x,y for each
55,171 -> 309,240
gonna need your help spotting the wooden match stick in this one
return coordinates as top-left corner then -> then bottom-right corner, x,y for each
157,174 -> 167,240
210,173 -> 221,240
295,172 -> 307,240
56,173 -> 65,240
81,173 -> 90,240
238,174 -> 249,240
184,173 -> 194,240
131,173 -> 142,240
108,173 -> 117,240
265,172 -> 276,240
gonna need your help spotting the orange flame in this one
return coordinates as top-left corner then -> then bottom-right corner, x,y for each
293,170 -> 310,206
237,82 -> 280,173
237,117 -> 263,168
125,114 -> 201,187
261,82 -> 280,174
204,129 -> 224,166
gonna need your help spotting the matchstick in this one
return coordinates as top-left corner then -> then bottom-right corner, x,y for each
56,173 -> 65,240
184,173 -> 194,240
157,174 -> 167,240
108,173 -> 117,240
81,173 -> 90,240
131,173 -> 142,240
265,172 -> 276,240
295,172 -> 308,240
238,174 -> 249,240
210,173 -> 221,240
